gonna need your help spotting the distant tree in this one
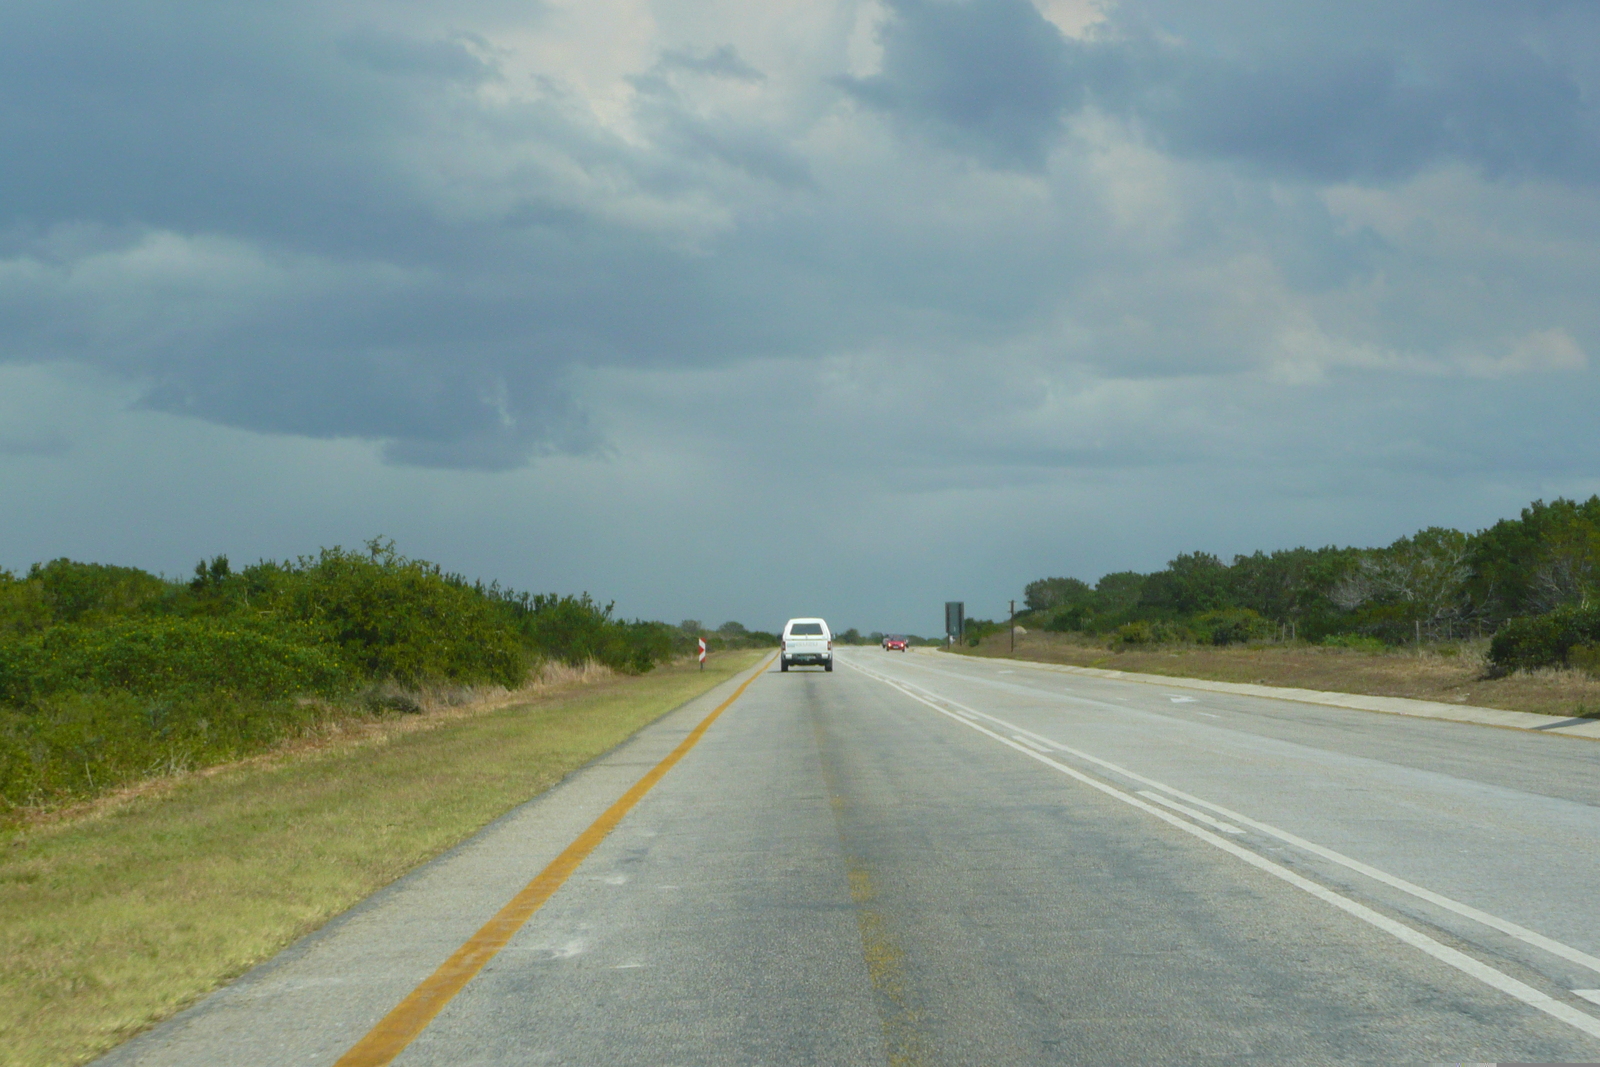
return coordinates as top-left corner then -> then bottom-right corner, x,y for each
1228,546 -> 1360,624
838,627 -> 864,645
1024,577 -> 1092,613
717,620 -> 748,637
963,618 -> 1000,646
1467,497 -> 1600,623
1331,528 -> 1474,639
1094,572 -> 1147,614
678,619 -> 703,634
1141,553 -> 1233,615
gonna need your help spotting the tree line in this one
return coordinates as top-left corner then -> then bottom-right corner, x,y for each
1019,497 -> 1600,673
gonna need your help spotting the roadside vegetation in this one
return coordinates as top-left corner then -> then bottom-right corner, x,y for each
0,539 -> 769,818
945,497 -> 1600,717
955,630 -> 1600,720
0,650 -> 765,1067
997,497 -> 1600,685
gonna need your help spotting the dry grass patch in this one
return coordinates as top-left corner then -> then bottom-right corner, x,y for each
0,651 -> 765,1067
956,631 -> 1600,719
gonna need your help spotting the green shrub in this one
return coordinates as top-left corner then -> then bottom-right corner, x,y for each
0,573 -> 51,636
0,540 -> 703,811
1569,643 -> 1600,677
1487,604 -> 1600,676
1322,633 -> 1387,653
617,620 -> 677,672
269,543 -> 525,687
0,618 -> 351,704
516,593 -> 638,672
1044,603 -> 1095,632
1192,608 -> 1270,647
1112,621 -> 1157,646
25,559 -> 171,625
0,689 -> 352,808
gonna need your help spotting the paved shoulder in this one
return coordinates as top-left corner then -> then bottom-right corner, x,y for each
94,658 -> 775,1067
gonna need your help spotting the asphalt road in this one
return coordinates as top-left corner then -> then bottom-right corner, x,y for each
103,648 -> 1600,1066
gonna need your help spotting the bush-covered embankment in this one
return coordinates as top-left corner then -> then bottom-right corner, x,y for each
0,540 -> 734,814
1009,496 -> 1600,683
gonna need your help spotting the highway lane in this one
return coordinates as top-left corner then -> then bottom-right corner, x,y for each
862,649 -> 1600,969
102,649 -> 1600,1065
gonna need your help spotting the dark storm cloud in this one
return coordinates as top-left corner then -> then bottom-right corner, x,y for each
0,3 -> 411,249
2,0 -> 1599,474
0,2 -> 832,466
1103,3 -> 1600,184
846,0 -> 1600,183
841,0 -> 1086,170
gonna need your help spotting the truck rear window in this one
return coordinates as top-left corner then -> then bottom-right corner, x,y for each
789,623 -> 824,636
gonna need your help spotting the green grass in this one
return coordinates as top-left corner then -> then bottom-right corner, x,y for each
0,651 -> 764,1067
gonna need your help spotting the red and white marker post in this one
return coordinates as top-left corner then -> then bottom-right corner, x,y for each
697,636 -> 707,669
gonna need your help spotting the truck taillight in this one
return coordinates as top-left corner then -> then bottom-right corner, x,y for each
827,640 -> 833,650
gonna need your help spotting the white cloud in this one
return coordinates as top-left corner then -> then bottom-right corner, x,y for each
1466,328 -> 1587,378
1031,0 -> 1111,39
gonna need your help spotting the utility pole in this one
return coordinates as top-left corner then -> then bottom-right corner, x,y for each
1009,599 -> 1016,654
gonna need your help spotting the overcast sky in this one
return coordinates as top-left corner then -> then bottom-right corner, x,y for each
4,0 -> 1599,635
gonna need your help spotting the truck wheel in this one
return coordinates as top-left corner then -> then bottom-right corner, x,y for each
825,660 -> 833,672
780,658 -> 788,672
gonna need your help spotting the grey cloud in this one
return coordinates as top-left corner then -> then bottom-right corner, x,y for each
0,431 -> 70,458
634,105 -> 816,188
338,28 -> 499,83
839,0 -> 1600,184
841,0 -> 1084,170
3,0 -> 1600,483
1115,41 -> 1600,184
658,44 -> 765,82
0,2 -> 823,462
1099,2 -> 1600,184
0,2 -> 426,256
134,341 -> 591,471
629,50 -> 812,187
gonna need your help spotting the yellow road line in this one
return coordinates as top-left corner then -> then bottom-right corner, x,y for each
334,655 -> 774,1067
812,714 -> 927,1066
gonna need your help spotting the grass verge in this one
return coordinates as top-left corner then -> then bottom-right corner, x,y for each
0,650 -> 764,1067
952,631 -> 1600,719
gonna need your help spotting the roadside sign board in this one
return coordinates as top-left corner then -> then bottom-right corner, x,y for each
944,601 -> 965,643
697,637 -> 707,667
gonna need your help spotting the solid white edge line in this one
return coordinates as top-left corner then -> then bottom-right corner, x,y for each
864,654 -> 1600,981
841,657 -> 1600,1042
1576,990 -> 1600,1006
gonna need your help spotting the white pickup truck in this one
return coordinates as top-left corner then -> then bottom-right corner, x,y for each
780,618 -> 833,672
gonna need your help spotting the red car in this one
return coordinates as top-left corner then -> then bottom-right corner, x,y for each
883,634 -> 908,651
